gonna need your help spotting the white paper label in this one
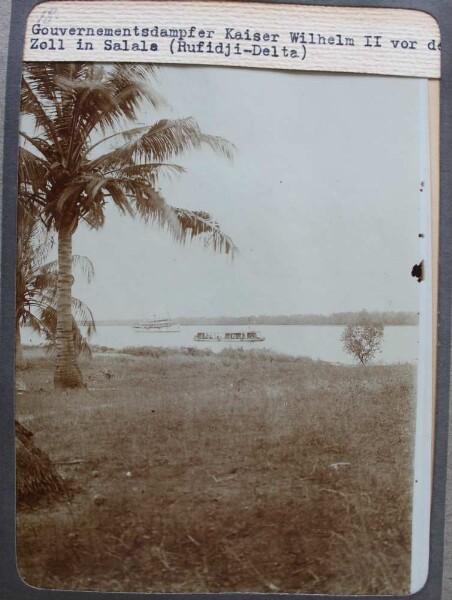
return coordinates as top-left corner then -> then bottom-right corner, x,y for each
24,1 -> 441,78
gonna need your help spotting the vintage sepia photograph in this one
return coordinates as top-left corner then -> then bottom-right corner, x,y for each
15,61 -> 431,594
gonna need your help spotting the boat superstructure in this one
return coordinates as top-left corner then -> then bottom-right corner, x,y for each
193,330 -> 265,342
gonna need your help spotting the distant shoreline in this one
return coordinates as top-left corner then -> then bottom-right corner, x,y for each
93,312 -> 419,328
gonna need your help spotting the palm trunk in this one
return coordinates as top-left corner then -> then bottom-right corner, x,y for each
54,225 -> 84,389
15,321 -> 27,370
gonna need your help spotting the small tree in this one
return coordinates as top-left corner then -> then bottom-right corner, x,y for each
341,313 -> 384,365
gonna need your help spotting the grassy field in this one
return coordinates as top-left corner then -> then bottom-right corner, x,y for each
16,346 -> 415,594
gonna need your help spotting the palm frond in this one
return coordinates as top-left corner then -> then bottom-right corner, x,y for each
21,75 -> 63,151
174,208 -> 237,256
38,254 -> 94,285
71,255 -> 95,284
40,310 -> 93,357
70,297 -> 96,337
25,311 -> 48,335
105,163 -> 186,181
56,63 -> 164,162
53,173 -> 182,233
39,305 -> 58,340
88,118 -> 234,167
71,320 -> 93,357
18,147 -> 50,195
32,272 -> 58,295
16,207 -> 96,346
95,63 -> 164,132
18,131 -> 54,161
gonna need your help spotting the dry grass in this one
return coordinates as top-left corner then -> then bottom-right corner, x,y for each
16,347 -> 415,594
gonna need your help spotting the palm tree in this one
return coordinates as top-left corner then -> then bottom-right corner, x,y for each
16,206 -> 95,369
19,63 -> 235,389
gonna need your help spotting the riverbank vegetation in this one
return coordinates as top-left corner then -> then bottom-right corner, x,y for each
16,347 -> 415,594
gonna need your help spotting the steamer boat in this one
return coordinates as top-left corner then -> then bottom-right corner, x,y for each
133,315 -> 180,333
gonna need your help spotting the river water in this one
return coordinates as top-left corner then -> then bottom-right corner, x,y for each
22,324 -> 419,365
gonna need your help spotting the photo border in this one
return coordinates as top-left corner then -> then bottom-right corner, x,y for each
1,0 -> 451,599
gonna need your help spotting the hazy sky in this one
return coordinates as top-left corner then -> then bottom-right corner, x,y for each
66,66 -> 426,319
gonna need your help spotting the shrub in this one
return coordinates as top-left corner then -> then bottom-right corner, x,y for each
341,313 -> 384,365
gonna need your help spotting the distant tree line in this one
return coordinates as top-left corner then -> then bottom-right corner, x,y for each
95,311 -> 419,327
179,311 -> 418,326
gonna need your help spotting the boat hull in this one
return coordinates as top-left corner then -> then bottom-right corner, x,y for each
134,328 -> 180,333
222,338 -> 265,342
134,324 -> 180,333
